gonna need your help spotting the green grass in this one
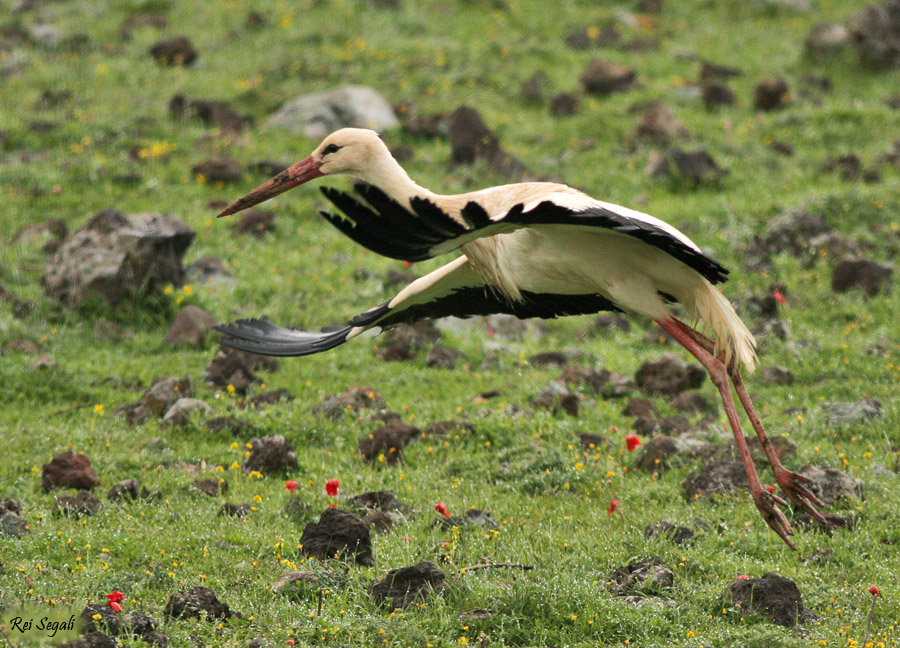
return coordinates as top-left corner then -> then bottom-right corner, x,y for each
2,0 -> 900,646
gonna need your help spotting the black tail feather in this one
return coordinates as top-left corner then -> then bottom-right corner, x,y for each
214,319 -> 353,357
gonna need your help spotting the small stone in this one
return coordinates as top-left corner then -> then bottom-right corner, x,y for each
702,82 -> 737,109
368,561 -> 447,609
797,465 -> 865,505
42,451 -> 101,491
164,586 -> 240,620
578,433 -> 609,449
759,365 -> 795,385
754,76 -> 790,111
192,158 -> 242,183
831,258 -> 892,296
821,397 -> 882,425
699,60 -> 743,82
722,573 -> 816,626
165,306 -> 218,347
550,92 -> 580,116
242,434 -> 298,475
186,256 -> 234,284
532,381 -> 580,416
848,0 -> 900,69
670,391 -> 716,415
163,398 -> 213,427
140,376 -> 193,417
314,386 -> 387,419
580,59 -> 636,95
108,479 -> 161,502
425,345 -> 463,369
54,490 -> 102,517
521,71 -> 548,103
632,103 -> 688,144
300,508 -> 374,565
205,416 -> 255,436
634,436 -> 681,472
346,490 -> 409,514
149,36 -> 197,66
645,148 -> 728,185
683,461 -> 749,498
622,397 -> 658,417
358,424 -> 420,465
608,557 -> 675,594
0,511 -> 29,537
247,389 -> 293,408
268,86 -> 399,139
217,502 -> 252,518
635,353 -> 706,396
232,209 -> 276,237
806,23 -> 850,61
192,478 -> 227,497
644,521 -> 695,544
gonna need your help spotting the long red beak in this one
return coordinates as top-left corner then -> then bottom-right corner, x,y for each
216,156 -> 323,218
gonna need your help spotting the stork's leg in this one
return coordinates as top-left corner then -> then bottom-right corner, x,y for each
655,318 -> 796,549
670,320 -> 826,521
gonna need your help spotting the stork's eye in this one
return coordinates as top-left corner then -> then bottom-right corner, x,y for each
322,144 -> 342,156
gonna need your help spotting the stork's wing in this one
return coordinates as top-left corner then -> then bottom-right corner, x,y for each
319,183 -> 728,285
214,256 -> 621,357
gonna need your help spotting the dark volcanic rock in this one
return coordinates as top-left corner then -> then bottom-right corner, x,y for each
797,465 -> 864,505
347,490 -> 409,514
823,153 -> 863,180
550,92 -> 580,116
757,210 -> 832,257
149,36 -> 197,66
368,561 -> 447,609
61,631 -> 117,648
163,398 -> 212,427
232,209 -> 276,237
80,604 -> 121,636
670,391 -> 716,415
217,502 -> 252,518
42,210 -> 195,307
794,512 -> 856,533
645,148 -> 728,184
186,256 -> 234,284
300,508 -> 374,565
205,416 -> 255,436
831,258 -> 892,296
759,365 -> 795,385
165,305 -> 218,347
683,461 -> 749,498
635,353 -> 705,396
632,103 -> 688,144
623,397 -> 658,418
169,94 -> 253,133
634,436 -> 681,472
192,478 -> 228,497
848,0 -> 900,69
702,82 -> 737,109
164,586 -> 240,620
448,106 -> 531,180
722,573 -> 815,626
580,59 -> 636,95
644,521 -> 695,544
205,346 -> 278,393
806,23 -> 850,61
140,376 -> 193,417
579,432 -> 610,449
608,557 -> 674,594
532,381 -> 580,416
314,386 -> 388,419
699,60 -> 743,82
754,77 -> 790,111
560,366 -> 636,397
0,504 -> 29,537
358,424 -> 420,464
376,320 -> 441,361
425,345 -> 463,369
242,434 -> 298,475
108,479 -> 161,502
192,158 -> 242,183
247,389 -> 293,409
42,451 -> 101,491
528,351 -> 570,368
54,490 -> 102,517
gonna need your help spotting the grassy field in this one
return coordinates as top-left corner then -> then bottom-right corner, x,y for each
2,0 -> 900,646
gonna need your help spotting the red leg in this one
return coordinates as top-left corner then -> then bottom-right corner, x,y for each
670,321 -> 825,521
656,318 -> 796,549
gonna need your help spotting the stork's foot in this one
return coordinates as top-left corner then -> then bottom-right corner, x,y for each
774,468 -> 827,521
753,489 -> 796,550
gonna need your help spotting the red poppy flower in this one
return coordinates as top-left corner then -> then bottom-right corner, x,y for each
764,485 -> 775,493
326,502 -> 336,509
284,481 -> 298,494
737,575 -> 751,580
869,585 -> 881,597
773,290 -> 787,305
287,639 -> 296,646
106,591 -> 124,613
325,479 -> 339,497
625,434 -> 641,452
607,499 -> 619,516
434,503 -> 450,518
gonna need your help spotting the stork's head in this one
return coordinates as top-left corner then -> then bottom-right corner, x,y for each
216,128 -> 393,218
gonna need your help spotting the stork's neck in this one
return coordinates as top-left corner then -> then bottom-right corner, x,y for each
357,153 -> 436,207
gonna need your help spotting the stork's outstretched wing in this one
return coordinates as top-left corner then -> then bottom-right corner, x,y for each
319,183 -> 729,285
215,256 -> 621,357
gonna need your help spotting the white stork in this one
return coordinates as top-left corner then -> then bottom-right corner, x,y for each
215,128 -> 823,548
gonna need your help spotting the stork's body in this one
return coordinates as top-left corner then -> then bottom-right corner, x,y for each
215,128 -> 823,548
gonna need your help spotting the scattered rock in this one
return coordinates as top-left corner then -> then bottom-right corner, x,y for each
769,139 -> 795,156
358,424 -> 420,464
793,512 -> 856,533
821,397 -> 882,425
42,210 -> 195,307
550,92 -> 580,116
186,256 -> 234,284
247,389 -> 293,408
848,0 -> 900,69
426,345 -> 463,369
831,258 -> 892,296
93,320 -> 131,342
532,381 -> 580,416
635,436 -> 681,472
140,376 -> 193,417
42,451 -> 101,491
232,209 -> 276,237
108,479 -> 161,502
314,386 -> 387,419
528,351 -> 570,368
580,59 -> 636,95
163,398 -> 213,427
644,521 -> 695,544
272,570 -> 343,594
376,320 -> 441,361
218,502 -> 252,518
632,103 -> 688,144
699,60 -> 743,82
169,95 -> 253,133
54,490 -> 102,517
645,148 -> 728,185
521,71 -> 548,103
205,416 -> 255,436
79,604 -> 121,636
448,106 -> 532,180
164,586 -> 240,620
242,435 -> 298,475
28,24 -> 63,49
268,86 -> 398,138
635,353 -> 705,396
300,508 -> 374,565
149,36 -> 197,66
205,347 -> 277,393
797,465 -> 865,505
806,23 -> 850,61
192,158 -> 242,183
623,397 -> 658,417
192,478 -> 227,497
823,153 -> 863,180
457,608 -> 498,623
670,391 -> 715,415
701,82 -> 737,109
683,461 -> 749,498
165,306 -> 218,347
608,557 -> 675,594
423,420 -> 475,436
60,631 -> 117,648
560,366 -> 635,397
722,573 -> 816,626
486,313 -> 545,340
119,13 -> 167,40
637,0 -> 663,12
347,490 -> 409,515
754,77 -> 790,111
368,561 -> 447,609
758,365 -> 795,385
0,504 -> 29,537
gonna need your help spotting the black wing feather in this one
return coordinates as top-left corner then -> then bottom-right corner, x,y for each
214,319 -> 352,357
